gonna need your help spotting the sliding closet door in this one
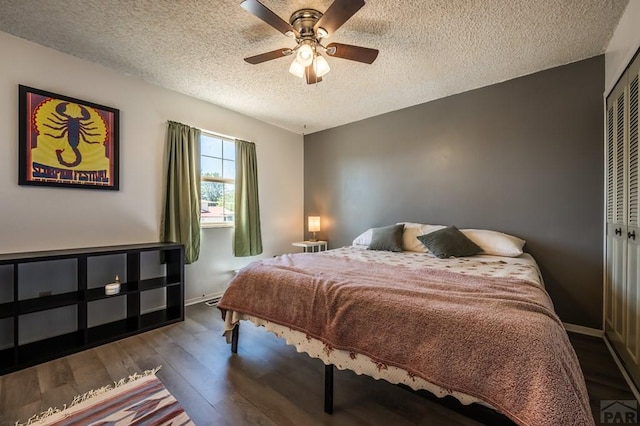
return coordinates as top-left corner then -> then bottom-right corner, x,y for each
606,78 -> 628,346
624,55 -> 640,371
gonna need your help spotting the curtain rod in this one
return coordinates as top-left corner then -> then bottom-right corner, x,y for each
199,127 -> 237,141
167,120 -> 237,141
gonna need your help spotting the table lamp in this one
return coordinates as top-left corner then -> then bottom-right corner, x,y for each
308,216 -> 320,242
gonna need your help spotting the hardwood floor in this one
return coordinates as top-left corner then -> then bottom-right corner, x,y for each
0,303 -> 635,425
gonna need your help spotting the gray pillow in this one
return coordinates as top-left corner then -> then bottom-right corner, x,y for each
417,226 -> 481,258
368,224 -> 404,252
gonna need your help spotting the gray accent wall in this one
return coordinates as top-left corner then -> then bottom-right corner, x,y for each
304,55 -> 604,328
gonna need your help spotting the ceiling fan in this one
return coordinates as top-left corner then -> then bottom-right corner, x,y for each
241,0 -> 379,84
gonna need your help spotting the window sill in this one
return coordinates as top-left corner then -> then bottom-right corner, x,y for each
201,222 -> 234,229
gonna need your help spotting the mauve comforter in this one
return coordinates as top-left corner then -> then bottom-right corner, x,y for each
218,253 -> 593,426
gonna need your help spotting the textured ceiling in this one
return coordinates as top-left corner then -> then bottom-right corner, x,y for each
0,0 -> 629,134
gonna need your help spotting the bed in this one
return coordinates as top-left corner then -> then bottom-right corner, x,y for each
217,226 -> 594,426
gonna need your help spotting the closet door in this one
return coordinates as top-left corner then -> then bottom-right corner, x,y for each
606,77 -> 628,346
624,55 -> 640,369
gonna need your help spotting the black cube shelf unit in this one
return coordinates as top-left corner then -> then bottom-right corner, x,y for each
0,242 -> 184,375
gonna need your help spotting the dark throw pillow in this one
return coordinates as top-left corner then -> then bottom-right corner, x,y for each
368,224 -> 405,252
417,226 -> 482,258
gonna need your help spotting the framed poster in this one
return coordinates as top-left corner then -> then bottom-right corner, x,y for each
18,85 -> 119,190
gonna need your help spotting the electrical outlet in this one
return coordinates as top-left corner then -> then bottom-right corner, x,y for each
39,290 -> 52,297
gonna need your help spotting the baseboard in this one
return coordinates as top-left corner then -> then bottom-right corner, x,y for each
565,325 -> 640,402
603,336 -> 640,403
563,322 -> 604,337
186,291 -> 224,307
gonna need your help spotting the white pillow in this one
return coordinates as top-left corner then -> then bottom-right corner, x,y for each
353,223 -> 449,252
352,228 -> 373,246
397,222 -> 427,252
421,224 -> 447,235
460,229 -> 525,257
398,223 -> 446,252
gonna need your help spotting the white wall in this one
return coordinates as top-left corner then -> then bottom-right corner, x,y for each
0,31 -> 304,302
605,0 -> 640,93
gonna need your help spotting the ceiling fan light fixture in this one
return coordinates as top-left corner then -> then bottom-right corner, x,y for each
289,59 -> 305,78
296,42 -> 314,67
314,55 -> 330,77
241,0 -> 379,83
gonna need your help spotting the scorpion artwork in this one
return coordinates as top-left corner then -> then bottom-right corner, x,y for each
41,101 -> 105,168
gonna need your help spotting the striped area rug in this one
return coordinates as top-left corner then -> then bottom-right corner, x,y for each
17,368 -> 194,426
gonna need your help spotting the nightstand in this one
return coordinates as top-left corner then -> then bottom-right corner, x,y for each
292,241 -> 328,253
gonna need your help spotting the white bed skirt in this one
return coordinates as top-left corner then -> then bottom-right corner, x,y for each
231,312 -> 495,410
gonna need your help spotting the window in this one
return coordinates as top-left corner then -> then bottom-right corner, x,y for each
201,132 -> 235,226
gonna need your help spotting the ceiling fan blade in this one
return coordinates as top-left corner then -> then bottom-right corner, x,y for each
241,0 -> 296,36
326,42 -> 378,64
244,49 -> 290,64
314,0 -> 365,36
305,65 -> 323,85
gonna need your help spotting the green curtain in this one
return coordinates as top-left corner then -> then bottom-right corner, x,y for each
234,139 -> 263,257
160,121 -> 201,264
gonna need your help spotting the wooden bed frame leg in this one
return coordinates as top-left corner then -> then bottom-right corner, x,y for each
231,323 -> 239,354
324,363 -> 333,414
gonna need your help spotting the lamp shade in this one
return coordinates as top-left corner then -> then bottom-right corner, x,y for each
308,216 -> 321,233
313,55 -> 330,77
296,43 -> 314,67
289,59 -> 305,78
